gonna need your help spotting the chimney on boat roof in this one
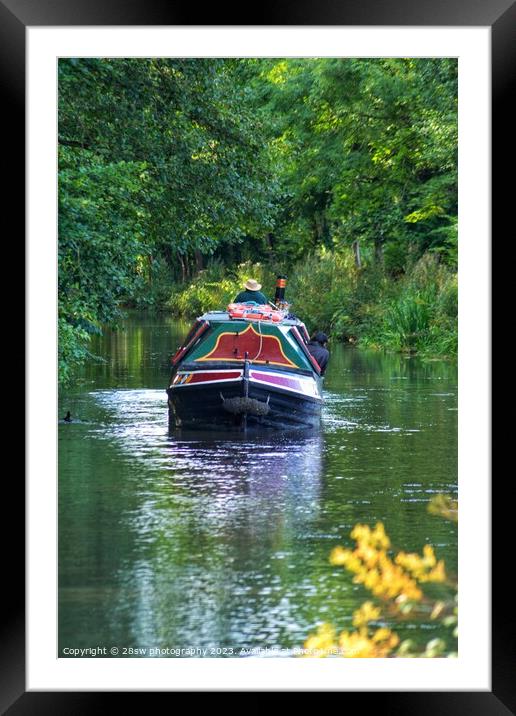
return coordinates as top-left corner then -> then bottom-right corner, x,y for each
274,275 -> 288,309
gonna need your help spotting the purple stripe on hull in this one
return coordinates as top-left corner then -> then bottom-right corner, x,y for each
249,369 -> 321,399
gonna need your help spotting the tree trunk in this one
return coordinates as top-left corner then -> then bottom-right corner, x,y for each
374,236 -> 384,265
194,249 -> 203,273
187,254 -> 195,279
352,240 -> 362,268
179,254 -> 186,283
314,211 -> 327,245
147,254 -> 153,286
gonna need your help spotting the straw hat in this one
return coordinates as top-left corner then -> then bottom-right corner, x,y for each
244,278 -> 262,291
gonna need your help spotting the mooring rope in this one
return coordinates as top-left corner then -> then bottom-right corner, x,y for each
250,319 -> 264,362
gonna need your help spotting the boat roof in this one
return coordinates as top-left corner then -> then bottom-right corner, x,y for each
199,310 -> 307,327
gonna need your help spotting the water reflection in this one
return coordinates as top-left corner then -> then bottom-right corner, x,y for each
68,387 -> 326,652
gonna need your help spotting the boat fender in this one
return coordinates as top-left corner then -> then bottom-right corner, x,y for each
219,393 -> 270,416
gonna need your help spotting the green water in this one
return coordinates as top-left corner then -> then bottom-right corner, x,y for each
58,311 -> 457,657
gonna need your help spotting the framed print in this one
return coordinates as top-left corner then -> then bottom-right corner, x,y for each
4,0 -> 509,709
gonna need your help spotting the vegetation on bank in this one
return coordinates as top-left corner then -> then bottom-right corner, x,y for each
58,58 -> 457,384
159,251 -> 457,358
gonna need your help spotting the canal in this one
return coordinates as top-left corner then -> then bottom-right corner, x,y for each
58,311 -> 458,656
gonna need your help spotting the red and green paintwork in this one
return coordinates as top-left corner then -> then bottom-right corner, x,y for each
186,321 -> 313,371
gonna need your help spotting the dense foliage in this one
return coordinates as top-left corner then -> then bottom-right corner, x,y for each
58,58 -> 457,383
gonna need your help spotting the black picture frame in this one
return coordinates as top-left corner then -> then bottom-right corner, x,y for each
6,0 -> 507,709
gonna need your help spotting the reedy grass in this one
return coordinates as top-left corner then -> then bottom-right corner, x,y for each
164,251 -> 457,358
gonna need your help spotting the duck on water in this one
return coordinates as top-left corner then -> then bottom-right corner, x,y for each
166,276 -> 327,431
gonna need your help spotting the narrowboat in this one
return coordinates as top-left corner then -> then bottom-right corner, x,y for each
166,281 -> 323,430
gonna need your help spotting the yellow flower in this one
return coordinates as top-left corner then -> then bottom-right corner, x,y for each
364,568 -> 381,590
330,546 -> 352,566
351,524 -> 371,543
372,627 -> 390,642
339,630 -> 376,657
372,522 -> 391,550
428,494 -> 458,522
425,560 -> 446,583
372,627 -> 399,651
304,521 -> 454,659
423,544 -> 436,567
339,626 -> 399,658
352,601 -> 381,628
395,545 -> 445,585
304,623 -> 337,657
357,543 -> 380,568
